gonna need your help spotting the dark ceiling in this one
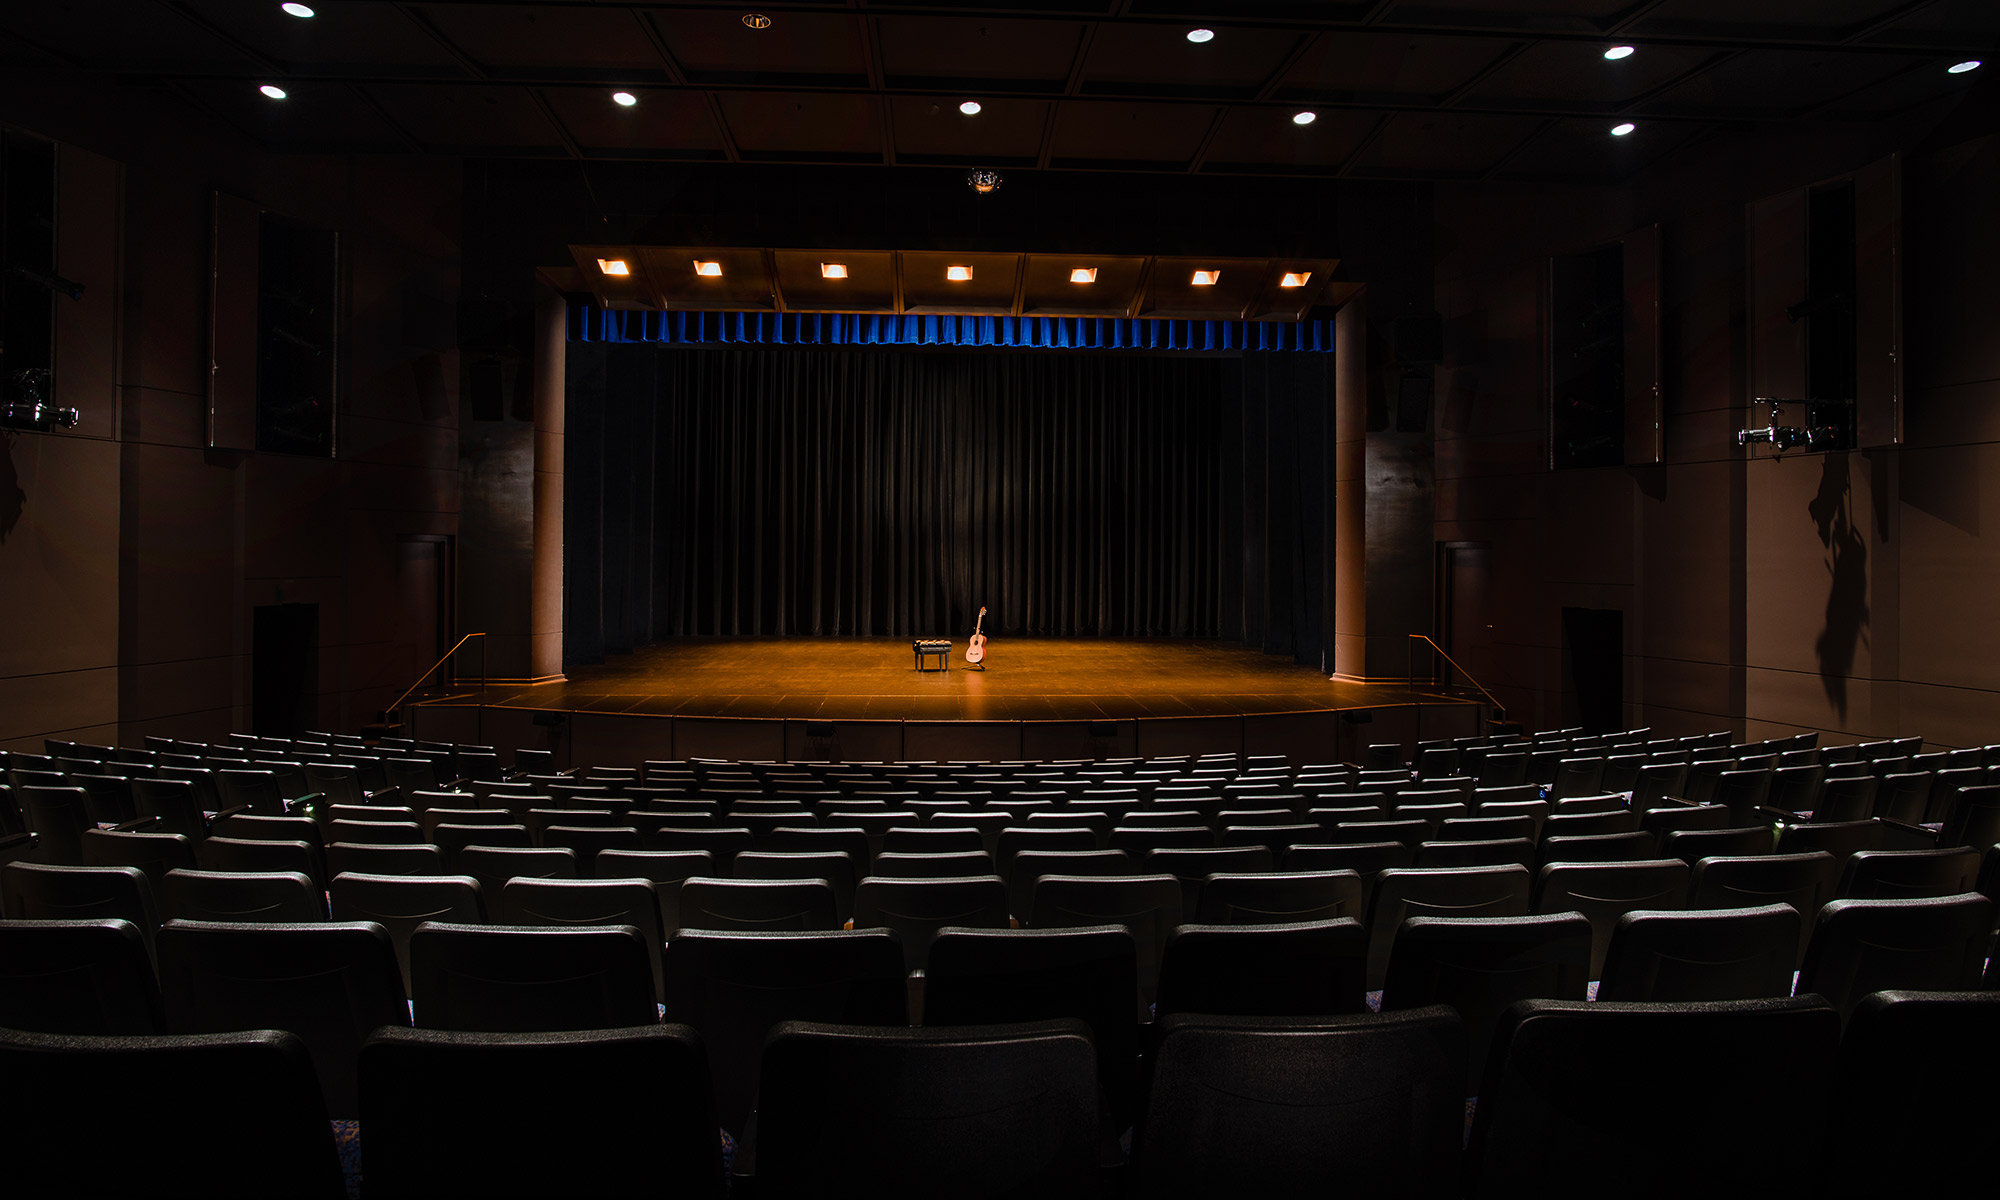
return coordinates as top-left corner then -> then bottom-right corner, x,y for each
2,1 -> 1994,182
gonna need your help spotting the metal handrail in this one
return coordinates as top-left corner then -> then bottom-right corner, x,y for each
386,632 -> 488,718
1408,634 -> 1507,721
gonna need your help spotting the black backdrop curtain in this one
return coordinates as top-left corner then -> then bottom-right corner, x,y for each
566,344 -> 1332,666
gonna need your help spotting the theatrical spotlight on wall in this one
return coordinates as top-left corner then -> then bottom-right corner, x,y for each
1737,398 -> 1854,456
967,168 -> 1003,195
9,264 -> 85,301
2,371 -> 79,432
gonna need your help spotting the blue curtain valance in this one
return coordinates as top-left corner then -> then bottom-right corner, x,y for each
567,307 -> 1334,353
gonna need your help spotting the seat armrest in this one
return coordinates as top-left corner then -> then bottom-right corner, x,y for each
1875,817 -> 1938,850
281,791 -> 326,816
111,816 -> 163,832
1754,805 -> 1805,825
362,786 -> 402,804
0,830 -> 38,866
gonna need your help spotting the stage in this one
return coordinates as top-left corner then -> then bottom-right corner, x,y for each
407,638 -> 1483,766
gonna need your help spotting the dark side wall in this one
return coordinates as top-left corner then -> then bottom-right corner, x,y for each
0,68 -> 462,751
1434,89 -> 2000,745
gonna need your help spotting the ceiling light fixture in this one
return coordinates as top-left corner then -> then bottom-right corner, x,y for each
1280,272 -> 1312,288
281,2 -> 315,17
612,91 -> 637,107
820,263 -> 848,279
1293,111 -> 1316,125
693,260 -> 723,277
1187,29 -> 1215,44
967,168 -> 1002,194
960,100 -> 982,115
946,265 -> 973,282
1604,45 -> 1635,60
743,13 -> 771,30
1191,269 -> 1220,286
597,259 -> 630,276
260,84 -> 287,100
1069,268 -> 1098,284
1611,122 -> 1636,136
1948,60 -> 1981,74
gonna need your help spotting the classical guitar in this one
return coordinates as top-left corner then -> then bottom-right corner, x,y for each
965,606 -> 988,665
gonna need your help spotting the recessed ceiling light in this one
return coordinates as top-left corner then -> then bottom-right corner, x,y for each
1069,268 -> 1098,284
1280,272 -> 1312,288
693,260 -> 723,277
597,259 -> 630,276
820,263 -> 848,279
612,91 -> 637,107
1191,269 -> 1220,286
946,265 -> 973,282
1948,60 -> 1982,74
960,100 -> 982,116
1187,29 -> 1215,44
1611,122 -> 1636,137
1293,111 -> 1316,125
280,2 -> 315,17
967,168 -> 1003,195
1604,45 -> 1635,60
743,13 -> 771,30
260,84 -> 287,100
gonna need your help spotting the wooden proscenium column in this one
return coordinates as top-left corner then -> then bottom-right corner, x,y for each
529,283 -> 565,682
1332,295 -> 1368,680
456,279 -> 566,685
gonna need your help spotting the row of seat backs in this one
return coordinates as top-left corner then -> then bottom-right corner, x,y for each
7,884 -> 1989,1124
10,988 -> 1989,1200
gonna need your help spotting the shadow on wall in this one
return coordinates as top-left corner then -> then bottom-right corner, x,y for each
0,434 -> 24,543
1807,454 -> 1869,721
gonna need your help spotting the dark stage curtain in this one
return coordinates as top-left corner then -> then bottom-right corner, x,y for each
565,344 -> 1334,667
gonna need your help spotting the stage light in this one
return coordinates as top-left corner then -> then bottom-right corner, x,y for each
1293,110 -> 1316,125
612,91 -> 637,107
960,100 -> 981,115
1069,267 -> 1097,284
743,13 -> 771,30
1190,269 -> 1220,286
946,265 -> 973,282
1280,271 -> 1311,288
1604,45 -> 1635,60
1611,122 -> 1636,136
1187,28 -> 1214,44
260,84 -> 287,100
820,263 -> 848,279
1949,60 -> 1982,74
693,260 -> 723,277
597,259 -> 630,276
967,168 -> 1003,194
281,2 -> 315,17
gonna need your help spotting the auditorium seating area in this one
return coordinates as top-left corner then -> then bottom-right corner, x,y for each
3,726 -> 1996,1197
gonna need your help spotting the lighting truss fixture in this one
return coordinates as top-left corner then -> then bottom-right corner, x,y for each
597,259 -> 630,276
1949,60 -> 1982,73
1279,272 -> 1311,288
1069,268 -> 1098,284
820,263 -> 848,279
946,265 -> 973,282
1611,122 -> 1636,137
260,84 -> 287,100
693,260 -> 723,277
281,2 -> 315,17
1190,269 -> 1220,286
967,168 -> 1003,195
743,13 -> 771,30
612,91 -> 637,107
1186,28 -> 1214,43
1604,45 -> 1635,60
1293,111 -> 1316,125
960,101 -> 982,115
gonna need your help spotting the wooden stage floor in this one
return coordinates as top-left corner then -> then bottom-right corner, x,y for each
455,638 -> 1465,723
